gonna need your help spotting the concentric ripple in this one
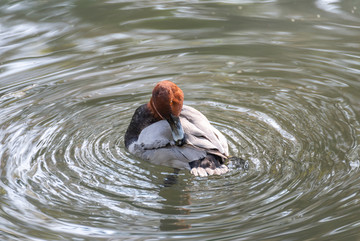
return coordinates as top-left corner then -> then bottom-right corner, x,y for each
1,0 -> 360,240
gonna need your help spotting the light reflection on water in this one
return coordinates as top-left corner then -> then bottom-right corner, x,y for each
1,0 -> 360,240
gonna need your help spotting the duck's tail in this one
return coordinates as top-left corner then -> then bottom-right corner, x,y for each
189,154 -> 228,177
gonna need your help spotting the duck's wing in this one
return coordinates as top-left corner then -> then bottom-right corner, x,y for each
127,120 -> 207,169
132,120 -> 173,149
180,105 -> 229,156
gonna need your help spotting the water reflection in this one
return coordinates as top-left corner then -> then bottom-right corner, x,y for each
1,0 -> 360,240
158,184 -> 191,231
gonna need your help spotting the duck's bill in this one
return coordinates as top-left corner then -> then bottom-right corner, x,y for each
168,114 -> 185,146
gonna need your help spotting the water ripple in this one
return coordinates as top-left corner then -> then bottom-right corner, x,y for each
1,0 -> 360,240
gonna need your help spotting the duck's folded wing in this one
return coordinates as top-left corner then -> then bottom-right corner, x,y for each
180,106 -> 229,156
134,120 -> 173,149
128,120 -> 207,169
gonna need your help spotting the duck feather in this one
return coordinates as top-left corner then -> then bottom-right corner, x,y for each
128,105 -> 228,169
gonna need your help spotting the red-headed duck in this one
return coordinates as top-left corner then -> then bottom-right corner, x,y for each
125,80 -> 229,177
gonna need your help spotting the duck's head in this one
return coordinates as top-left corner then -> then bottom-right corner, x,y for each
148,80 -> 185,146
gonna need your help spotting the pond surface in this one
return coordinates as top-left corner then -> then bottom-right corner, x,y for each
1,0 -> 360,240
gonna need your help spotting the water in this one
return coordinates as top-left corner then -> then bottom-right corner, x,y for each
1,0 -> 360,240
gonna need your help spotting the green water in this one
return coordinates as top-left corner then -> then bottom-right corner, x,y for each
1,0 -> 360,240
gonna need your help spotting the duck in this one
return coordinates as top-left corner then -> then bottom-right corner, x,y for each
125,80 -> 229,177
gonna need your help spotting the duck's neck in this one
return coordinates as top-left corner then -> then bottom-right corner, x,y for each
125,104 -> 158,148
147,99 -> 163,121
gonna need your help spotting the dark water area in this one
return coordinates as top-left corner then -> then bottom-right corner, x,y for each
1,0 -> 360,240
